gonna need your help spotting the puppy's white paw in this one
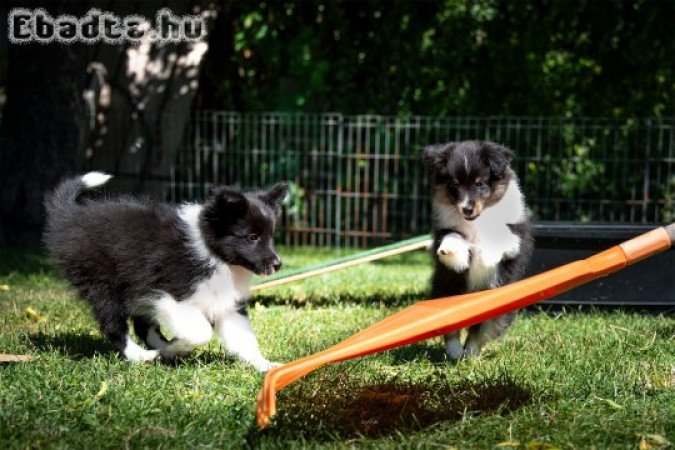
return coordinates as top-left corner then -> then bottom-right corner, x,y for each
125,348 -> 160,363
252,359 -> 283,373
437,234 -> 471,272
123,336 -> 161,363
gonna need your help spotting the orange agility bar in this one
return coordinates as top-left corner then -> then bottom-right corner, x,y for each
257,224 -> 675,428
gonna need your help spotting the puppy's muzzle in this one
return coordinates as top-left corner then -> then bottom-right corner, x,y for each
259,257 -> 282,276
459,200 -> 478,220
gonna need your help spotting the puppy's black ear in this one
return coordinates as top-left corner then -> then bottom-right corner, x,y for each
260,182 -> 289,209
422,143 -> 455,174
202,187 -> 248,237
480,141 -> 514,178
212,186 -> 248,216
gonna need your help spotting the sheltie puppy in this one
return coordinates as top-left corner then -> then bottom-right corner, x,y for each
423,141 -> 534,360
44,172 -> 287,371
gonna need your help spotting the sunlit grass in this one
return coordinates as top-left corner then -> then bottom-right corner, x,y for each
0,247 -> 673,449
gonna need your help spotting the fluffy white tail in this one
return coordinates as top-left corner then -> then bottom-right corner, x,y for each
81,171 -> 113,188
45,171 -> 113,219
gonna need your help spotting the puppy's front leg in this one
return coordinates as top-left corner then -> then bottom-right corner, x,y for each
436,233 -> 471,272
215,310 -> 280,372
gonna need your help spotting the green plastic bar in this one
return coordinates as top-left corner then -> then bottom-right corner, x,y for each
251,234 -> 431,290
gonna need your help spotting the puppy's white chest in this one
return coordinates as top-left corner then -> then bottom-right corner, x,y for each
434,179 -> 526,290
466,220 -> 520,289
471,219 -> 520,264
184,264 -> 251,321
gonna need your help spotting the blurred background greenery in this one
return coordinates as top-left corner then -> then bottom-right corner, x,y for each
197,0 -> 673,117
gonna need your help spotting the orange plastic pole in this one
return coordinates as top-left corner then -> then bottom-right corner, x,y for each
257,224 -> 675,428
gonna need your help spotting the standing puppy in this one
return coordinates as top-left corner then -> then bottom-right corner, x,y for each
44,172 -> 288,371
423,141 -> 533,360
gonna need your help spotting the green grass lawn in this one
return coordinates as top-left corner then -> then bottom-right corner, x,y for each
1,246 -> 673,449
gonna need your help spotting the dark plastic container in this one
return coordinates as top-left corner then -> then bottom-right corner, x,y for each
529,223 -> 675,307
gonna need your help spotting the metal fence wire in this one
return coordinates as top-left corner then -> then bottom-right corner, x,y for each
168,112 -> 675,248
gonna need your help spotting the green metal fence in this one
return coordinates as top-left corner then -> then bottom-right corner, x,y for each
168,113 -> 675,248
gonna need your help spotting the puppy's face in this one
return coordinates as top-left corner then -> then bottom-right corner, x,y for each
201,183 -> 288,275
423,141 -> 513,220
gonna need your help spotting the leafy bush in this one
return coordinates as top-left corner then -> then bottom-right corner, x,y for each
199,0 -> 674,118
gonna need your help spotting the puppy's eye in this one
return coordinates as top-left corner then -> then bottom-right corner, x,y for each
475,181 -> 484,187
247,234 -> 259,242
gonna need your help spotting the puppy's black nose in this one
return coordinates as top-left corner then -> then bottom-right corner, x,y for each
271,258 -> 282,272
462,206 -> 474,216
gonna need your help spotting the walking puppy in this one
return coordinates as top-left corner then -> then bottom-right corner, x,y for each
44,172 -> 287,371
423,141 -> 533,360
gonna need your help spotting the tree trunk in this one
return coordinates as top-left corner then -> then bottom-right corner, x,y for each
0,1 -> 216,246
82,3 -> 215,198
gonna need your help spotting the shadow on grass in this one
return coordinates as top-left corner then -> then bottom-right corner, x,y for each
655,322 -> 675,340
157,350 -> 238,367
28,332 -> 242,367
254,291 -> 428,308
388,340 -> 506,366
28,332 -> 244,368
28,331 -> 115,359
388,341 -> 451,365
249,368 -> 534,443
368,252 -> 431,266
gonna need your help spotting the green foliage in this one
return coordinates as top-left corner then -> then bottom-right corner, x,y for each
202,0 -> 674,118
661,175 -> 675,223
553,138 -> 605,199
282,181 -> 305,221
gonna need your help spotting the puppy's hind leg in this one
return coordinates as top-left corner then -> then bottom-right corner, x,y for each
431,262 -> 468,362
215,309 -> 280,372
152,296 -> 213,359
444,330 -> 464,361
132,316 -> 170,351
464,312 -> 516,358
91,299 -> 159,362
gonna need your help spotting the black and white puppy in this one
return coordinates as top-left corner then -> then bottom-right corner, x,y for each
423,140 -> 533,360
44,172 -> 288,371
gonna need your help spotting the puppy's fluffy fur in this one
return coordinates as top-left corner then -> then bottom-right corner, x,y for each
44,172 -> 288,371
423,141 -> 533,360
